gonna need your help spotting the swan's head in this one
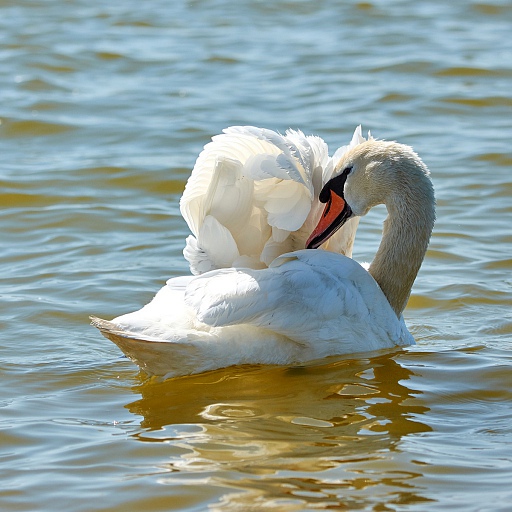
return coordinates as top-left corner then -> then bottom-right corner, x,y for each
306,139 -> 431,249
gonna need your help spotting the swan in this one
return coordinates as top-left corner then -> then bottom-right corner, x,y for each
91,128 -> 435,379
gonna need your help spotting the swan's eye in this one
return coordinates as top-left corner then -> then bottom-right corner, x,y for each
319,166 -> 353,203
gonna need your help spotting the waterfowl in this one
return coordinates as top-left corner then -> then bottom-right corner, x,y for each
91,127 -> 435,379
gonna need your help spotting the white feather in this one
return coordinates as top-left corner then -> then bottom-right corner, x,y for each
180,125 -> 367,274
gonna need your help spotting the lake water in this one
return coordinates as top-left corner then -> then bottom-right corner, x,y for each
2,0 -> 512,510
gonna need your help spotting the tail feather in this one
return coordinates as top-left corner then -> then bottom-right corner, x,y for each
89,316 -> 203,378
90,315 -> 175,343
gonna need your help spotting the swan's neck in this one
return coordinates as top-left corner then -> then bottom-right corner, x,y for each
368,175 -> 435,316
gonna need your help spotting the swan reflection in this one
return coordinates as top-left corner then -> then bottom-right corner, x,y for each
126,349 -> 433,509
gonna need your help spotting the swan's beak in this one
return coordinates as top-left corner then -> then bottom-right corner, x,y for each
306,190 -> 353,249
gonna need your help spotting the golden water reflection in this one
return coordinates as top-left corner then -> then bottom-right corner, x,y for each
126,351 -> 434,509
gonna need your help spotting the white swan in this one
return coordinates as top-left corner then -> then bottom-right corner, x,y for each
91,128 -> 435,379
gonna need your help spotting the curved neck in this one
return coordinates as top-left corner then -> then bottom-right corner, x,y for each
368,175 -> 435,316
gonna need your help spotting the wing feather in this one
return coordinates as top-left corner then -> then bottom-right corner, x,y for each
184,250 -> 407,349
180,126 -> 369,274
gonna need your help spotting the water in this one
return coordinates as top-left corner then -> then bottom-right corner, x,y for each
2,0 -> 512,510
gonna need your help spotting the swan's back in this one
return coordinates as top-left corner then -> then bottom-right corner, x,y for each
180,126 -> 366,275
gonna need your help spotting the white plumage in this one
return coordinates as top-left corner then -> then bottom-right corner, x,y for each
91,126 -> 435,379
91,250 -> 411,378
180,125 -> 363,273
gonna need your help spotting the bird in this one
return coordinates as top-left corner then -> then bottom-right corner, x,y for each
91,127 -> 435,379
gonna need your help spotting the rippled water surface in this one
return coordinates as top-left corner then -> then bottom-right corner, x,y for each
2,0 -> 512,510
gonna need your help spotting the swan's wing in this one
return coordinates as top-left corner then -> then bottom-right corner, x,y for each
180,127 -> 330,273
184,250 -> 409,349
183,216 -> 241,275
227,126 -> 309,187
181,154 -> 255,240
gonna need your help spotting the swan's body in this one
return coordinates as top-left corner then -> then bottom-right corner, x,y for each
92,128 -> 435,379
92,251 -> 411,377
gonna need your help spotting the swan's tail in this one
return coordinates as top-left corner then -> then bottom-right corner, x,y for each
90,315 -> 136,338
90,316 -> 201,378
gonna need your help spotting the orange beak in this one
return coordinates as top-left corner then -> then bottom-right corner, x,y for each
306,190 -> 353,249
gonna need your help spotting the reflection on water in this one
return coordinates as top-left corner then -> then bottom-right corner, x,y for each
126,351 -> 435,509
119,345 -> 512,510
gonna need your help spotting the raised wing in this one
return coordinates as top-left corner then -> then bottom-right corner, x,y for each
180,126 -> 330,274
180,126 -> 370,275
